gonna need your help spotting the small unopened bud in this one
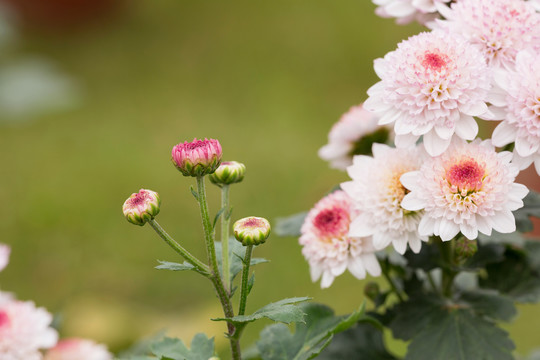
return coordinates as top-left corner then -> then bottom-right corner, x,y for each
364,281 -> 380,302
233,217 -> 271,246
122,189 -> 161,226
209,161 -> 246,187
455,237 -> 478,262
171,138 -> 223,177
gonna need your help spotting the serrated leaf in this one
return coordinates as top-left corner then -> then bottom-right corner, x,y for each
150,334 -> 215,360
274,212 -> 307,237
255,302 -> 365,360
213,297 -> 311,325
458,289 -> 517,322
117,331 -> 166,359
404,309 -> 515,360
389,295 -> 445,341
155,261 -> 195,272
318,322 -> 397,360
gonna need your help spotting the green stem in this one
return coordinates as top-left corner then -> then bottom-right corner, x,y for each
382,267 -> 405,302
438,238 -> 457,298
221,185 -> 231,292
426,271 -> 439,295
196,176 -> 241,360
148,219 -> 210,276
238,245 -> 253,316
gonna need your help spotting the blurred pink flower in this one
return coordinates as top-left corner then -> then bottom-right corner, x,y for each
0,243 -> 10,272
373,0 -> 451,25
341,144 -> 427,254
45,338 -> 112,360
299,191 -> 381,288
0,300 -> 58,360
434,0 -> 540,70
364,31 -> 491,156
491,49 -> 540,176
171,138 -> 222,177
401,139 -> 528,241
318,104 -> 392,170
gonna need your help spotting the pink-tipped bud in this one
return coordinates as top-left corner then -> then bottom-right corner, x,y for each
233,217 -> 271,246
122,189 -> 161,226
209,161 -> 246,187
171,138 -> 223,177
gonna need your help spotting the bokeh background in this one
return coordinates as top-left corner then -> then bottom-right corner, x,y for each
1,0 -> 539,358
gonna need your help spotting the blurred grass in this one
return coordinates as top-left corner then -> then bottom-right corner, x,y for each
1,0 -> 539,357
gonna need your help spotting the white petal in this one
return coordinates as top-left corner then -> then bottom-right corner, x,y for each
454,115 -> 478,141
371,143 -> 391,158
535,157 -> 540,176
491,211 -> 516,234
400,193 -> 425,211
349,216 -> 375,237
386,1 -> 416,16
373,232 -> 392,250
515,137 -> 539,157
373,58 -> 387,78
409,235 -> 422,253
361,253 -> 382,277
506,183 -> 529,211
491,122 -> 517,147
379,108 -> 401,125
310,264 -> 323,282
320,271 -> 335,289
423,131 -> 451,156
460,223 -> 478,240
393,238 -> 408,255
434,124 -> 455,140
475,216 -> 492,236
512,152 -> 534,170
347,257 -> 366,280
418,216 -> 436,237
400,171 -> 420,191
439,219 -> 460,241
461,102 -> 488,117
395,133 -> 419,148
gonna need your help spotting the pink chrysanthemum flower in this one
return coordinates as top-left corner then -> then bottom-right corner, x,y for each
364,31 -> 491,157
171,138 -> 223,177
299,191 -> 381,289
0,243 -> 10,272
373,0 -> 451,25
400,139 -> 528,241
491,49 -> 540,175
318,104 -> 392,170
341,144 -> 427,254
0,300 -> 58,360
434,0 -> 540,70
44,338 -> 112,360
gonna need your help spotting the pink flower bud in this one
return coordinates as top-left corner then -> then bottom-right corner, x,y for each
122,189 -> 161,226
233,217 -> 271,246
171,138 -> 223,177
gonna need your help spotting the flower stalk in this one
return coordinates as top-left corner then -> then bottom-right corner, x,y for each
221,185 -> 231,292
238,244 -> 253,316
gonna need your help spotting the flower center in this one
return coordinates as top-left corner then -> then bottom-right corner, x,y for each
314,207 -> 349,239
129,192 -> 148,207
185,140 -> 207,150
243,218 -> 264,228
0,311 -> 10,328
422,52 -> 447,71
446,159 -> 485,193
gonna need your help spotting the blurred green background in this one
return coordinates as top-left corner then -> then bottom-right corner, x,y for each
1,0 -> 539,357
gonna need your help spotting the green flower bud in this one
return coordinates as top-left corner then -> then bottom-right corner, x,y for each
455,237 -> 478,262
233,217 -> 271,246
364,281 -> 380,302
209,161 -> 246,187
122,189 -> 161,226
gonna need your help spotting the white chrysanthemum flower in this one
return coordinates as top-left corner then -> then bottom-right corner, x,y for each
0,291 -> 15,306
364,31 -> 491,157
373,0 -> 451,25
491,49 -> 540,175
0,300 -> 58,360
318,104 -> 392,170
401,139 -> 528,241
0,243 -> 10,272
531,0 -> 540,12
44,338 -> 113,360
341,144 -> 427,254
434,0 -> 540,70
299,190 -> 381,289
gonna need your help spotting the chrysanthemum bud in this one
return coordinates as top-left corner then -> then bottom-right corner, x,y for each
122,189 -> 161,226
233,217 -> 271,246
209,161 -> 246,187
171,138 -> 223,177
455,237 -> 478,263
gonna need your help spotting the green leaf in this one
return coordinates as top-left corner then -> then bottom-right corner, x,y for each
215,238 -> 268,283
189,186 -> 199,201
318,321 -> 397,360
213,297 -> 311,325
479,245 -> 540,303
212,206 -> 227,229
255,302 -> 365,360
116,331 -> 166,359
404,308 -> 515,360
274,212 -> 307,237
155,261 -> 195,272
462,242 -> 506,270
389,295 -> 444,341
458,289 -> 517,322
404,242 -> 441,271
150,334 -> 215,360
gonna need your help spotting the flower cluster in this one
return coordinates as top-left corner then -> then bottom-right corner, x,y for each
0,243 -> 112,360
300,0 -> 538,288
